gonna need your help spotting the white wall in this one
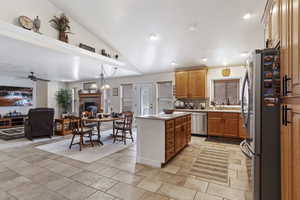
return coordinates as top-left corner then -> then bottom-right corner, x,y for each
0,0 -> 116,55
48,81 -> 67,118
68,72 -> 175,113
0,76 -> 35,115
207,66 -> 246,104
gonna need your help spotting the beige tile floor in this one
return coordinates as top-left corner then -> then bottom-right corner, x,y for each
0,136 -> 251,200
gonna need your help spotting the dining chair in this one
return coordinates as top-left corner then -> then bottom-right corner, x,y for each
113,112 -> 134,144
69,116 -> 94,151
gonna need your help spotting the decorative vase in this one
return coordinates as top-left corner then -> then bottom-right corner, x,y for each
59,31 -> 68,43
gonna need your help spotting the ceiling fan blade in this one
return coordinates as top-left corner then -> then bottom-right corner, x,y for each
36,78 -> 50,82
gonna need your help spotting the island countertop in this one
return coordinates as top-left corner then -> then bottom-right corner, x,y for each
136,112 -> 191,120
173,108 -> 242,113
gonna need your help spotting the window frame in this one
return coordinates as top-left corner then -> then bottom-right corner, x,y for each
210,78 -> 242,107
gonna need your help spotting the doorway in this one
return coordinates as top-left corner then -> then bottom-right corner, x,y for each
136,83 -> 156,116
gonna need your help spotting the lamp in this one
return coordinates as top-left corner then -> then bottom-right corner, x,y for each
99,65 -> 118,90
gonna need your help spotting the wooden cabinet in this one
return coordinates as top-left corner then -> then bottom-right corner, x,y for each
281,103 -> 300,200
175,71 -> 189,98
291,0 -> 300,96
264,0 -> 280,47
264,0 -> 300,198
165,115 -> 191,162
279,0 -> 300,97
271,0 -> 280,46
186,115 -> 192,142
223,113 -> 239,138
291,107 -> 300,200
238,116 -> 247,139
165,120 -> 175,161
175,69 -> 207,99
174,124 -> 182,153
188,70 -> 207,98
207,113 -> 224,137
207,112 -> 240,138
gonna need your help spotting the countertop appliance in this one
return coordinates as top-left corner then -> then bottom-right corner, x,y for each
191,112 -> 207,136
240,49 -> 281,200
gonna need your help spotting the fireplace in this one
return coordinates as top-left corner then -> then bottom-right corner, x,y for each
79,91 -> 102,114
84,102 -> 98,112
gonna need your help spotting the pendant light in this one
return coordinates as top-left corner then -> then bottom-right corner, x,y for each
99,65 -> 118,90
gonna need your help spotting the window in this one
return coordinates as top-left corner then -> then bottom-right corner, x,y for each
213,79 -> 240,105
157,81 -> 173,113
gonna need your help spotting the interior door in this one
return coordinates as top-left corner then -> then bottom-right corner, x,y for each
139,84 -> 155,116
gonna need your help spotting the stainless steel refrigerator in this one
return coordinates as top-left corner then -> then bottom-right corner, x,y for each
240,49 -> 281,200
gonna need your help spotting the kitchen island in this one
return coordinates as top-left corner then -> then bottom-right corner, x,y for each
136,112 -> 191,168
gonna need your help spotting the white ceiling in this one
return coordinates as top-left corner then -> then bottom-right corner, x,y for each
49,0 -> 267,74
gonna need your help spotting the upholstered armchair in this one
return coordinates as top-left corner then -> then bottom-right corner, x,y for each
25,108 -> 54,140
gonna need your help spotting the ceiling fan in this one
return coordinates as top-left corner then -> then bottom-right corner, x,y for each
27,72 -> 50,82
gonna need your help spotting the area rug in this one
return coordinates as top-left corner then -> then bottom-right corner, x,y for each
189,147 -> 229,183
0,127 -> 24,140
35,129 -> 135,163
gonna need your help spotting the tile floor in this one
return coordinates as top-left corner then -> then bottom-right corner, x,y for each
0,135 -> 251,200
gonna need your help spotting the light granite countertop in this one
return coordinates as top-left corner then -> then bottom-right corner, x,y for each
136,112 -> 191,120
173,108 -> 242,113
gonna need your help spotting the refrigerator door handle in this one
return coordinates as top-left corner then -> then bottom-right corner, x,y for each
282,105 -> 286,126
284,105 -> 292,126
240,140 -> 252,159
282,76 -> 286,96
241,72 -> 249,128
284,75 -> 292,96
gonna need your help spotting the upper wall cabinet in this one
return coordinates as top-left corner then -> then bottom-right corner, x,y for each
264,0 -> 280,48
271,0 -> 280,46
278,0 -> 300,97
175,69 -> 207,99
175,71 -> 189,98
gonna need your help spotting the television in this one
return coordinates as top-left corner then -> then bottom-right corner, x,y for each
0,86 -> 33,107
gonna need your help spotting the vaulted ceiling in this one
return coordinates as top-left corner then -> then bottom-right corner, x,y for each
49,0 -> 267,74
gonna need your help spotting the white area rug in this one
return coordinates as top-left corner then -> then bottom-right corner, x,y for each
36,130 -> 135,163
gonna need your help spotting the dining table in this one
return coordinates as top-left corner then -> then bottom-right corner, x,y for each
84,117 -> 123,145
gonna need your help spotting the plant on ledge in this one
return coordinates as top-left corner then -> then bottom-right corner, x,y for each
55,88 -> 72,114
49,13 -> 73,43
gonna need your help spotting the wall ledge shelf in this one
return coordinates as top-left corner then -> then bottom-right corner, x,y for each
0,20 -> 125,67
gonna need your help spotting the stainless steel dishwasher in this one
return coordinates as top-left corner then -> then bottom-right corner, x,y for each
191,112 -> 207,136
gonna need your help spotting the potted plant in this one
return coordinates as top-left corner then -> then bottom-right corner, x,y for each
49,13 -> 73,43
56,88 -> 72,116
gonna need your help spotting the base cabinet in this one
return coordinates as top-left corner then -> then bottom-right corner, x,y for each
238,117 -> 247,139
165,115 -> 191,162
207,112 -> 241,138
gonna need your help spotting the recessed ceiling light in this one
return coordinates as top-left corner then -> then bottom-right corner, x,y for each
202,58 -> 208,62
149,34 -> 159,41
171,61 -> 177,66
189,24 -> 197,31
240,52 -> 249,57
243,13 -> 252,20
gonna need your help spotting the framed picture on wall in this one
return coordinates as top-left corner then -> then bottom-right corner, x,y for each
112,88 -> 119,96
